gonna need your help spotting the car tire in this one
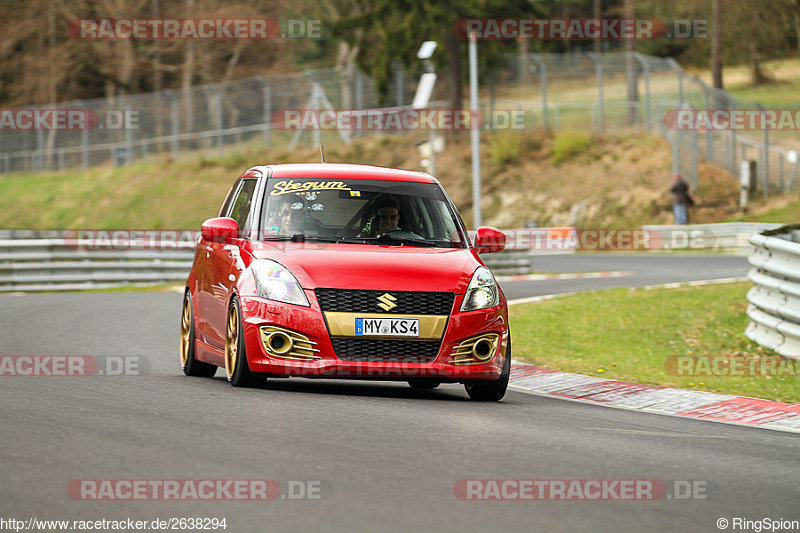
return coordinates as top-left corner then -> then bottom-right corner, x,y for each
225,296 -> 264,388
408,379 -> 440,390
464,336 -> 510,402
180,291 -> 217,378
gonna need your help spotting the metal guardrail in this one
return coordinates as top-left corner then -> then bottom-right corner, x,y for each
0,238 -> 194,292
2,228 -> 559,290
745,224 -> 800,357
0,222 -> 792,291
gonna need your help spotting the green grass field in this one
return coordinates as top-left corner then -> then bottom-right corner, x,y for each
725,195 -> 800,223
509,281 -> 799,403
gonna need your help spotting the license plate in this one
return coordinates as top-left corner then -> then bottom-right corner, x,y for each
355,317 -> 420,337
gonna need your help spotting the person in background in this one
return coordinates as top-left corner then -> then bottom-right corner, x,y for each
669,173 -> 695,225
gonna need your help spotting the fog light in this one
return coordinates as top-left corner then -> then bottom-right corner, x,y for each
451,333 -> 500,365
259,326 -> 320,361
267,331 -> 293,355
472,339 -> 494,361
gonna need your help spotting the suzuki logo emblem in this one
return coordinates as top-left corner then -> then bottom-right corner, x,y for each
376,293 -> 398,311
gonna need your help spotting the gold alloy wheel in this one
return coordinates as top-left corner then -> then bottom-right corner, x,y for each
180,296 -> 191,368
224,304 -> 239,380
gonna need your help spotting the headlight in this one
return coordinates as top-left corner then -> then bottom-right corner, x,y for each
460,266 -> 499,311
251,259 -> 309,307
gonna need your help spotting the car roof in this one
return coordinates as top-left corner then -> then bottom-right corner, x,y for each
255,163 -> 438,184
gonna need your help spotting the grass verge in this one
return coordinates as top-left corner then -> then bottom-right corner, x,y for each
509,282 -> 800,403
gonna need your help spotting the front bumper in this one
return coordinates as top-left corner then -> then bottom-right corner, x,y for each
239,292 -> 508,381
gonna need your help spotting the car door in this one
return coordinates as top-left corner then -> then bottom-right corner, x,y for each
201,177 -> 258,349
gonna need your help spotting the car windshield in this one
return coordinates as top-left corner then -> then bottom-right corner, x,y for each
259,177 -> 468,248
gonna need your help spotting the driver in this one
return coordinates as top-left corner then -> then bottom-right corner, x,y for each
376,199 -> 401,235
362,198 -> 422,239
362,199 -> 400,236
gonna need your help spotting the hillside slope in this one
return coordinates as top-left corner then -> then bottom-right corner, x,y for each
0,131 -> 795,230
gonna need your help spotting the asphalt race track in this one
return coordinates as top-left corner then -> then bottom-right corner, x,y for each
500,253 -> 751,299
2,254 -> 798,532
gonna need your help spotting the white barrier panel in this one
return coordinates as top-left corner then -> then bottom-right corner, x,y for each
745,225 -> 800,358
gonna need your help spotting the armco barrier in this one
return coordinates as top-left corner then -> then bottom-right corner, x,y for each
2,228 -> 576,290
0,237 -> 195,292
745,224 -> 800,357
1,223 -> 788,291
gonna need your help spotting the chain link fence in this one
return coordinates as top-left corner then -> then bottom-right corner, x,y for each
1,52 -> 797,194
488,52 -> 799,192
0,67 -> 379,174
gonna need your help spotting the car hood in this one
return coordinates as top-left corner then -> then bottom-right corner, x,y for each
248,242 -> 481,293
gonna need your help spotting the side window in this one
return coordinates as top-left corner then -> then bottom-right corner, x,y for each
226,178 -> 258,235
433,200 -> 459,242
219,180 -> 241,217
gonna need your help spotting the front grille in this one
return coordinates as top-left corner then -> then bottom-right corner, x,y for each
315,289 -> 455,315
330,338 -> 441,363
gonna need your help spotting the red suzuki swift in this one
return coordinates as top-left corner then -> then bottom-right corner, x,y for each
180,163 -> 510,400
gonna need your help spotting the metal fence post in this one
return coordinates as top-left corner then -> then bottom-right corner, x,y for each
469,32 -> 481,228
312,83 -> 321,147
81,112 -> 89,169
394,62 -> 404,107
355,70 -> 364,110
695,77 -> 713,161
758,103 -> 769,195
262,81 -> 271,148
635,54 -> 651,131
170,94 -> 179,160
35,129 -> 44,171
215,86 -> 223,156
125,97 -> 134,164
48,126 -> 56,171
691,128 -> 699,189
530,54 -> 548,130
666,58 -> 684,105
590,54 -> 605,132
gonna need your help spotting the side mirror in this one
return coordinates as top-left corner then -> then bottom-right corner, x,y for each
201,217 -> 239,242
473,226 -> 506,254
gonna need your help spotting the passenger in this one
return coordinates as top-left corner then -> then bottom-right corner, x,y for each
266,196 -> 303,235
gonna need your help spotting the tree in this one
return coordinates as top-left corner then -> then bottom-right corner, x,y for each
333,0 -> 535,110
710,0 -> 722,89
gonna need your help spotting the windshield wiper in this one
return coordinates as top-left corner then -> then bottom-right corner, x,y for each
266,235 -> 372,245
362,234 -> 438,247
262,234 -> 308,242
265,234 -> 444,247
